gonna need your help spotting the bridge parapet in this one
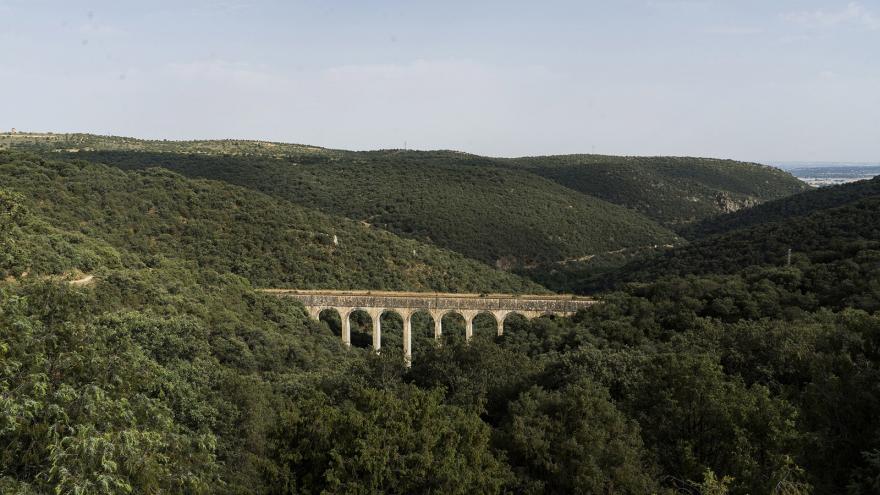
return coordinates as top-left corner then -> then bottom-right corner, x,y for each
265,289 -> 594,314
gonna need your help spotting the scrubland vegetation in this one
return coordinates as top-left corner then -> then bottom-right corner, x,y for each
2,143 -> 878,494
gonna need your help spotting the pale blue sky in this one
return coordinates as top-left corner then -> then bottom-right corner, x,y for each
1,0 -> 878,162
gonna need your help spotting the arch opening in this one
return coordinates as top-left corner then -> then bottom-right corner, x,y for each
441,311 -> 466,345
410,310 -> 437,356
379,310 -> 404,355
500,312 -> 529,337
317,308 -> 342,339
347,309 -> 374,349
472,312 -> 498,340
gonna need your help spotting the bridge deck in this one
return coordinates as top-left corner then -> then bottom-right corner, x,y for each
261,288 -> 591,300
261,289 -> 596,313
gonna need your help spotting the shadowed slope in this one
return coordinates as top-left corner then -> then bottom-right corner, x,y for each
0,151 -> 543,293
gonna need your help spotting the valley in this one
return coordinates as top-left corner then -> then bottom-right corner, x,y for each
2,136 -> 878,494
3,133 -> 806,277
3,2 -> 877,493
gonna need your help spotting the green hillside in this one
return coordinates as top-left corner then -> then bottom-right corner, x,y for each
3,144 -> 879,494
0,131 -> 336,157
0,151 -> 541,293
682,175 -> 880,239
587,178 -> 880,311
43,148 -> 681,269
503,154 -> 809,228
5,134 -> 808,273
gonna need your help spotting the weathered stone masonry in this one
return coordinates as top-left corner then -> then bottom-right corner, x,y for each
263,290 -> 596,365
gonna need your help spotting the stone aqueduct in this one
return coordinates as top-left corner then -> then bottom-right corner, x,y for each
263,290 -> 597,364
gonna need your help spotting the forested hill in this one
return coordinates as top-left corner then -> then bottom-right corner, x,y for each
40,149 -> 680,270
590,177 -> 880,311
0,132 -> 336,156
0,151 -> 541,293
36,133 -> 807,228
502,154 -> 809,228
682,175 -> 880,239
4,133 -> 806,272
3,146 -> 880,494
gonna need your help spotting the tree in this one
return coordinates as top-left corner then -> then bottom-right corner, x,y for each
0,189 -> 26,275
498,379 -> 658,494
0,282 -> 219,493
626,354 -> 800,495
269,383 -> 511,494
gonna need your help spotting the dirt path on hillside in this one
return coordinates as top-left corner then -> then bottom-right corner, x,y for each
69,274 -> 95,286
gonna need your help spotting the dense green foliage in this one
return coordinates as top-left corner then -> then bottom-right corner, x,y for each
0,189 -> 25,270
503,154 -> 808,228
0,151 -> 540,292
48,149 -> 679,269
1,142 -> 877,494
591,178 -> 880,303
0,153 -> 523,492
0,132 -> 335,157
7,133 -> 806,272
271,384 -> 511,494
683,175 -> 880,239
6,261 -> 876,493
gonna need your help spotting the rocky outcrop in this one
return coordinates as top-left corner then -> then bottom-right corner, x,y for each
714,192 -> 760,214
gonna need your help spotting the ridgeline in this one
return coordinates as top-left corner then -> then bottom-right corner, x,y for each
3,133 -> 806,275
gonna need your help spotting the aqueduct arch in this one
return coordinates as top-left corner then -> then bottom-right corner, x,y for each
270,289 -> 596,365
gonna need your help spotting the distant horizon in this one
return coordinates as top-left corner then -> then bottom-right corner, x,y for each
773,161 -> 880,169
2,1 -> 878,163
5,128 -> 880,169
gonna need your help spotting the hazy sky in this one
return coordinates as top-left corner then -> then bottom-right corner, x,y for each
1,1 -> 878,161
